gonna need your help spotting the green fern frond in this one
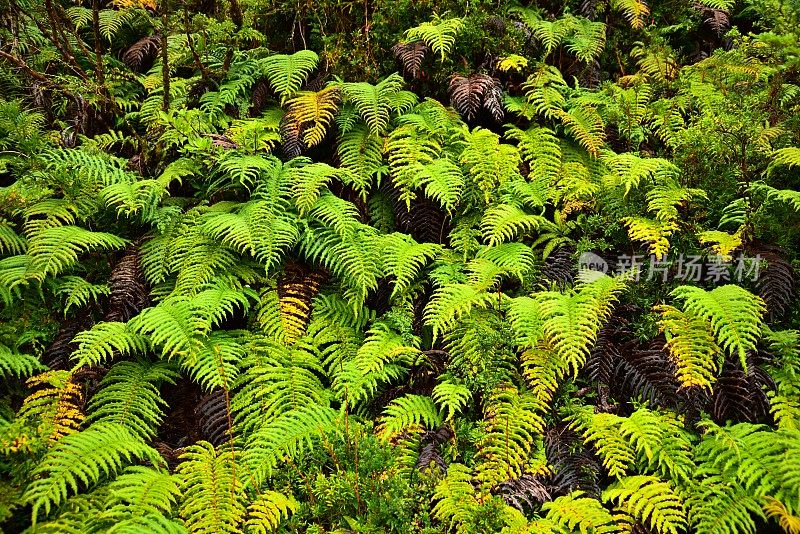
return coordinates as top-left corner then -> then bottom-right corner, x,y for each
475,384 -> 546,488
71,322 -> 150,367
567,18 -> 607,63
480,205 -> 545,247
460,127 -> 522,204
177,441 -> 246,533
87,360 -> 178,439
646,182 -> 706,221
504,126 -> 561,184
769,147 -> 800,171
602,475 -> 686,534
381,233 -> 441,297
245,403 -> 339,484
670,285 -> 766,370
377,394 -> 443,440
542,492 -> 620,534
405,15 -> 464,61
102,466 -> 182,528
751,182 -> 800,211
24,422 -> 162,518
521,65 -> 567,119
0,219 -> 26,255
354,321 -> 421,373
183,331 -> 245,391
286,162 -> 340,215
602,152 -> 679,195
0,342 -> 44,378
424,283 -> 498,340
336,124 -> 386,186
657,305 -> 722,390
340,73 -> 408,135
417,158 -> 465,213
555,105 -> 605,157
432,380 -> 471,420
55,276 -> 110,315
26,226 -> 128,280
611,0 -> 650,29
262,50 -> 319,103
232,336 -> 326,430
570,407 -> 636,478
685,477 -> 764,534
246,491 -> 298,533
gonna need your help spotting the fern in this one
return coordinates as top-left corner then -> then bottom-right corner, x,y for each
405,15 -> 464,61
246,491 -> 298,533
377,394 -> 443,440
0,342 -> 44,378
555,105 -> 605,156
670,285 -> 766,371
101,466 -> 182,530
177,441 -> 246,533
612,0 -> 651,29
475,385 -> 546,488
71,322 -> 150,367
603,476 -> 686,534
657,305 -> 722,390
284,87 -> 340,148
622,216 -> 678,260
263,50 -> 319,103
432,380 -> 471,420
245,403 -> 339,484
424,283 -> 498,340
24,422 -> 162,518
541,492 -> 620,533
87,360 -> 179,439
25,226 -> 128,280
340,73 -> 411,136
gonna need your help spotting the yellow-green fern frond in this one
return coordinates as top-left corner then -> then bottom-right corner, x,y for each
657,305 -> 722,390
670,285 -> 766,370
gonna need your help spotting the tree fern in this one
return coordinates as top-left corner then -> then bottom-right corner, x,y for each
87,360 -> 178,439
24,422 -> 162,518
404,15 -> 464,61
177,441 -> 246,533
657,305 -> 722,390
602,475 -> 686,534
475,384 -> 546,488
262,50 -> 319,103
284,87 -> 340,148
0,342 -> 44,378
340,73 -> 411,136
246,491 -> 297,533
670,285 -> 766,371
377,394 -> 443,440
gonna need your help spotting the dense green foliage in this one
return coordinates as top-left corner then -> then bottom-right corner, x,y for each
1,0 -> 800,531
